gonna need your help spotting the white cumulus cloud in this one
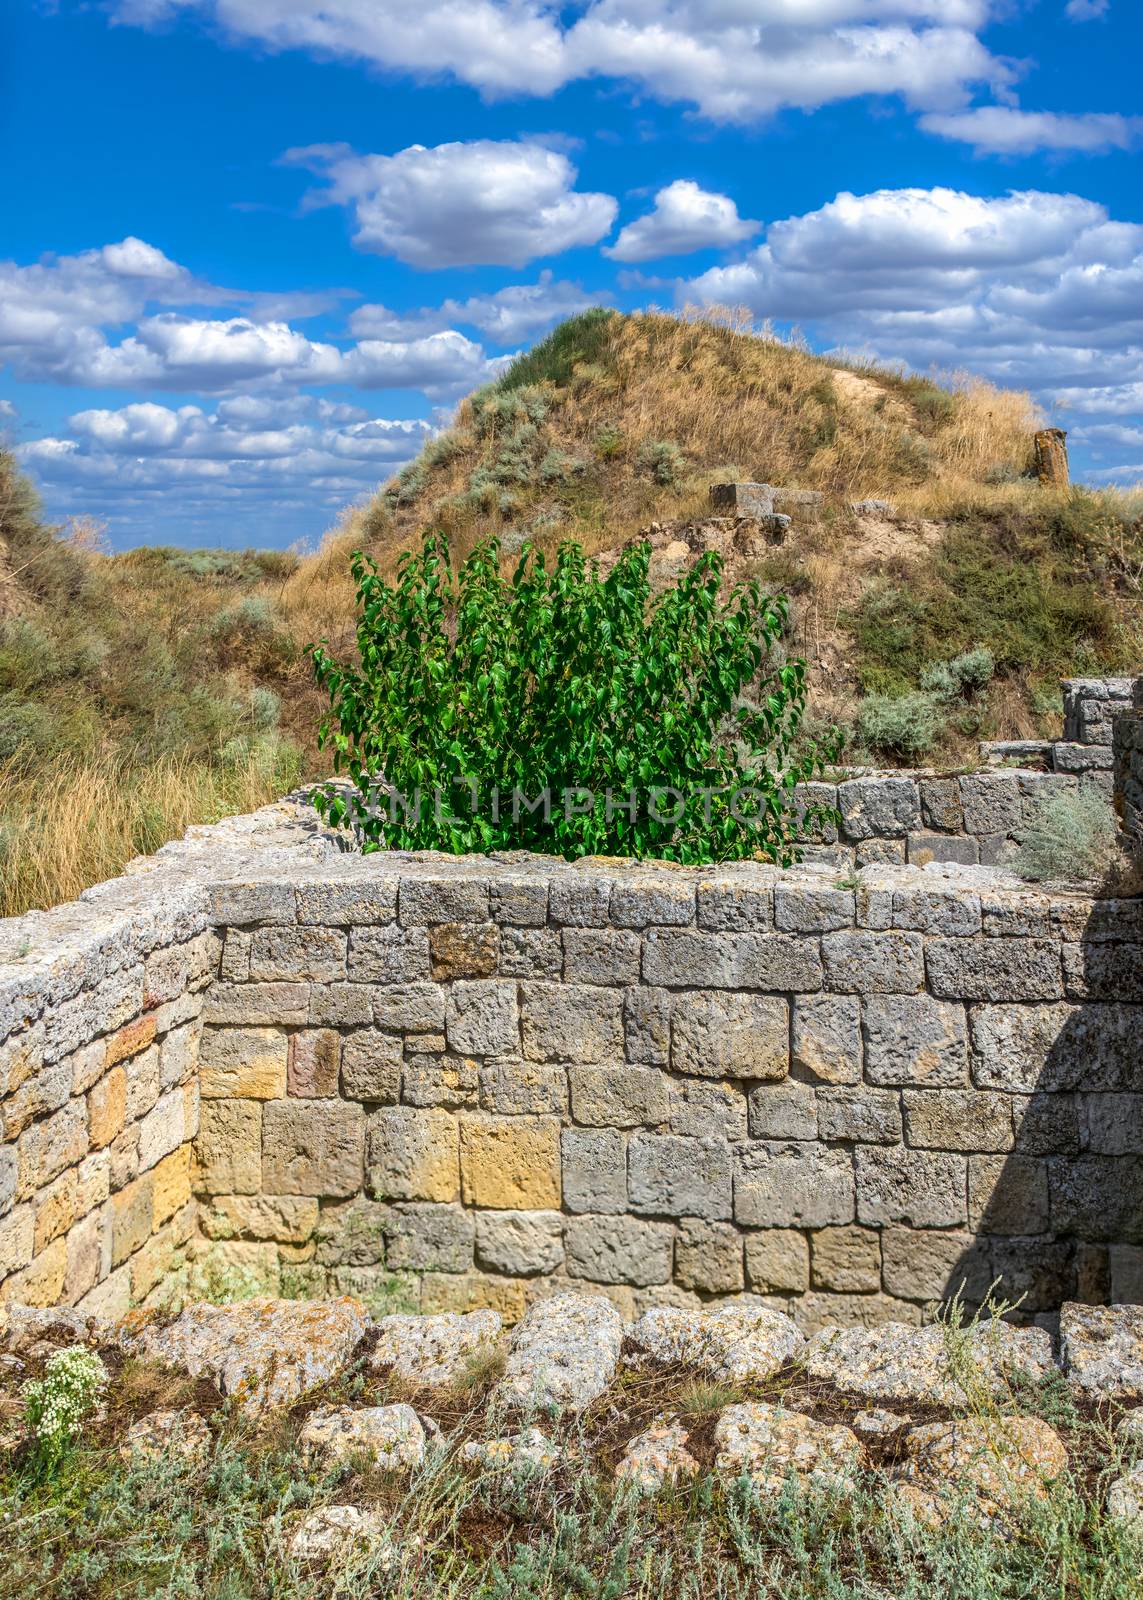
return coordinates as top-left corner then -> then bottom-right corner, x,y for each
922,106 -> 1141,155
292,140 -> 617,269
348,272 -> 604,346
604,180 -> 758,263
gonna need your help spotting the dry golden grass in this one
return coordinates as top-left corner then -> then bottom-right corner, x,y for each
0,743 -> 299,918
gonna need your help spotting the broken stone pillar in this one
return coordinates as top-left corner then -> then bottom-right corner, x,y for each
1033,429 -> 1069,489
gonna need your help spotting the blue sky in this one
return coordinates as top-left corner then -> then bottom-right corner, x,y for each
2,1 -> 1141,550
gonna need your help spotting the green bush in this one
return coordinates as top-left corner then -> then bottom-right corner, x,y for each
920,645 -> 995,701
594,424 -> 625,460
493,308 -> 615,393
307,532 -> 835,861
855,691 -> 944,759
1010,787 -> 1118,883
635,438 -> 687,488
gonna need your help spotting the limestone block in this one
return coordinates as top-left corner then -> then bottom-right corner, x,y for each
475,1210 -> 564,1275
88,1065 -> 127,1150
459,1115 -> 561,1209
17,1099 -> 87,1198
855,1147 -> 967,1228
0,1204 -> 34,1280
248,927 -> 346,984
902,1089 -> 1012,1152
968,1154 -> 1050,1234
33,1169 -> 77,1253
479,1060 -> 568,1115
151,1145 -> 193,1228
366,1106 -> 458,1202
159,1023 -> 199,1092
402,1054 -> 479,1109
63,1211 -> 103,1304
818,1087 -> 902,1145
3,1056 -> 71,1139
643,929 -> 822,991
207,880 -> 295,925
220,930 -> 251,982
111,1173 -> 154,1267
137,1088 -> 186,1173
837,777 -> 921,840
863,994 -> 968,1086
286,1029 -> 340,1098
747,1081 -> 817,1140
811,1225 -> 881,1293
734,1142 -> 855,1228
631,1303 -> 803,1380
204,982 -> 310,1027
399,876 -> 489,926
262,1100 -> 364,1198
419,1271 -> 530,1322
610,877 -> 695,928
959,773 -> 1022,836
109,1126 -> 139,1192
669,1078 -> 748,1141
0,1145 -> 16,1216
891,886 -> 981,937
562,928 -> 641,986
490,878 -> 549,927
347,924 -> 430,984
671,990 -> 788,1079
881,1226 -> 991,1302
199,1026 -> 287,1100
430,922 -> 499,981
313,1196 -> 388,1266
124,1043 -> 160,1122
907,833 -> 978,866
497,1292 -> 623,1410
548,877 -> 611,926
628,1133 -> 732,1219
1080,1093 -> 1143,1155
520,983 -> 623,1062
791,993 -> 862,1085
858,840 -> 906,867
774,884 -> 854,933
821,931 -> 924,994
498,927 -> 562,979
714,1401 -> 861,1492
295,877 -> 397,925
384,1202 -> 474,1273
569,1064 -> 669,1127
564,1214 -> 673,1285
340,1029 -> 402,1102
674,1217 -> 745,1293
105,1014 -> 157,1069
1063,942 -> 1143,1002
372,983 -> 445,1033
308,984 -> 373,1028
1048,1154 -> 1143,1243
561,1128 -> 627,1214
446,981 -> 519,1055
744,1228 -> 809,1293
1010,1093 -> 1079,1156
696,880 -> 772,931
928,937 -> 1065,1003
623,985 -> 670,1065
194,1107 -> 260,1196
970,1002 -> 1138,1093
4,1235 -> 67,1307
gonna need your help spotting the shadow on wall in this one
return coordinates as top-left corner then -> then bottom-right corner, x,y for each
945,891 -> 1143,1316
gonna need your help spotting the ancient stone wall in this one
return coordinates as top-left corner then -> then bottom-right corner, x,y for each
1113,689 -> 1143,850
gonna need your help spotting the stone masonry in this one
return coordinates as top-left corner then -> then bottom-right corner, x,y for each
1,789 -> 1141,1330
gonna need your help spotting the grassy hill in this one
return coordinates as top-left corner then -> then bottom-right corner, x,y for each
2,308 -> 1141,913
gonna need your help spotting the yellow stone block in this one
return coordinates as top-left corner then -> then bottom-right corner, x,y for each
459,1115 -> 561,1210
152,1146 -> 193,1228
88,1065 -> 126,1150
33,1169 -> 78,1254
199,1026 -> 288,1100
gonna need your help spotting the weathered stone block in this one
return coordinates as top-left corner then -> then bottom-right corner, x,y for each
564,1214 -> 673,1286
669,1078 -> 747,1141
821,931 -> 924,994
348,925 -> 430,984
926,939 -> 1063,1002
774,884 -> 853,933
880,1226 -> 991,1302
864,992 -> 969,1087
562,928 -> 641,986
837,777 -> 920,840
490,878 -> 549,927
817,1087 -> 901,1145
1048,1155 -> 1143,1244
33,1169 -> 77,1254
1010,1093 -> 1079,1156
959,773 -> 1022,836
208,880 -> 295,925
0,1204 -> 34,1279
124,1043 -> 160,1123
855,1147 -> 966,1228
696,879 -> 772,932
199,1026 -> 287,1100
63,1211 -> 103,1304
262,1100 -> 364,1198
907,833 -> 979,866
111,1173 -> 154,1267
204,982 -> 310,1027
105,1014 -> 156,1069
339,1029 -> 401,1102
295,875 -> 397,926
971,1002 -> 1139,1093
366,1107 -> 458,1202
811,1225 -> 881,1293
610,877 -> 695,928
478,1060 -> 567,1115
891,886 -> 981,937
137,1088 -> 185,1173
675,1218 -> 744,1293
399,877 -> 489,927
569,1064 -> 669,1127
734,1143 -> 854,1228
791,993 -> 862,1084
548,876 -> 611,926
671,990 -> 788,1079
561,1128 -> 627,1215
624,986 -> 670,1065
744,1228 -> 809,1293
384,1203 -> 474,1273
249,927 -> 346,984
88,1065 -> 127,1150
475,1210 -> 563,1276
372,983 -> 445,1033
308,984 -> 373,1029
498,927 -> 562,979
220,930 -> 251,983
968,1154 -> 1050,1234
903,1089 -> 1013,1152
1063,942 -> 1143,1002
17,1100 -> 87,1197
313,1196 -> 388,1265
520,983 -> 623,1062
920,778 -> 964,833
747,1081 -> 817,1140
401,1054 -> 479,1109
628,1133 -> 732,1219
445,981 -> 518,1056
458,1115 -> 561,1209
287,1029 -> 340,1098
430,923 -> 499,981
643,930 -> 822,992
